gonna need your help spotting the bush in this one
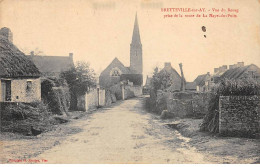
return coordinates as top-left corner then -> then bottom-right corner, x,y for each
1,102 -> 58,134
214,78 -> 260,96
200,78 -> 260,133
41,79 -> 70,115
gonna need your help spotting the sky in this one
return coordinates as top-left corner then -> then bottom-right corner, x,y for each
0,0 -> 260,82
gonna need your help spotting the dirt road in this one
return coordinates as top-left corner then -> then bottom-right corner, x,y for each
36,97 -> 212,164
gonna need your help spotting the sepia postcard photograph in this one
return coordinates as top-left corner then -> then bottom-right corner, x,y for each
0,0 -> 259,165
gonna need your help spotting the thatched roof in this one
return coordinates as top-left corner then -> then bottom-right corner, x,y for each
194,74 -> 207,86
0,33 -> 41,78
220,64 -> 260,80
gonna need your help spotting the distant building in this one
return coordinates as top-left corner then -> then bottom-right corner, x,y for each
194,62 -> 260,92
194,72 -> 211,92
0,27 -> 41,103
143,76 -> 152,95
185,82 -> 197,91
220,64 -> 260,82
159,62 -> 182,91
99,14 -> 143,88
27,52 -> 74,78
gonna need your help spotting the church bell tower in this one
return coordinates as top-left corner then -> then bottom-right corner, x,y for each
130,13 -> 143,74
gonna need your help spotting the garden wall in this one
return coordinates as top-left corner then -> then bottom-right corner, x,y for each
167,92 -> 193,118
77,88 -> 106,111
166,92 -> 211,118
192,92 -> 211,117
219,95 -> 260,138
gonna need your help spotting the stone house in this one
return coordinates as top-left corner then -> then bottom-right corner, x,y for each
99,14 -> 143,90
0,27 -> 41,103
194,72 -> 211,92
27,52 -> 74,78
159,62 -> 182,91
220,63 -> 260,82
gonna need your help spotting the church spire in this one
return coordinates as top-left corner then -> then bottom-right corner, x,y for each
131,13 -> 141,45
130,13 -> 143,74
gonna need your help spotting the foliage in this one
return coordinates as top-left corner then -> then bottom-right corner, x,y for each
60,61 -> 96,96
151,67 -> 173,94
1,102 -> 59,134
200,78 -> 260,133
41,78 -> 70,115
60,61 -> 96,110
213,78 -> 260,96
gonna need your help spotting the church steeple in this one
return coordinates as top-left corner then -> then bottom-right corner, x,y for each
131,13 -> 141,45
130,13 -> 143,74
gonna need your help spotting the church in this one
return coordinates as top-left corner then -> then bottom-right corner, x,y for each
99,14 -> 143,88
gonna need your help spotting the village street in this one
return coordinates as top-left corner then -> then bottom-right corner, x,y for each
1,97 -> 259,164
35,97 -> 212,164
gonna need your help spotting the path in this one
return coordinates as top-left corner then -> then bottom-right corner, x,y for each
36,97 -> 212,163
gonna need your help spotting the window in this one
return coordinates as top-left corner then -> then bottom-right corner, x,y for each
111,70 -> 120,76
26,81 -> 32,92
110,68 -> 121,77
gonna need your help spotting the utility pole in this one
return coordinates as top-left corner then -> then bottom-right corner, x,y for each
179,63 -> 186,91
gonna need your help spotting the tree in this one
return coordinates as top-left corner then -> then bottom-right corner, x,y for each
151,67 -> 173,94
60,61 -> 96,110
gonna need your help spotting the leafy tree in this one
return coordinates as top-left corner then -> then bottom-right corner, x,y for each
151,67 -> 173,94
60,61 -> 96,109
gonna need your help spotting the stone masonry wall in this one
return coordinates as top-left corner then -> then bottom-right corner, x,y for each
219,96 -> 260,138
11,78 -> 41,103
166,92 -> 193,118
192,92 -> 211,117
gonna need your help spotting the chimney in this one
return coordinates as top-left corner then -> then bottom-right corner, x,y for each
214,68 -> 219,73
219,65 -> 227,72
237,62 -> 244,67
30,51 -> 34,56
69,53 -> 73,59
164,62 -> 171,68
0,27 -> 13,43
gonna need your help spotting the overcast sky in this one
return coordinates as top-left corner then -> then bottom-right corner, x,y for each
1,0 -> 260,81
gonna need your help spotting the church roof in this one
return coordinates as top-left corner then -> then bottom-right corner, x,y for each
131,13 -> 141,45
100,57 -> 131,76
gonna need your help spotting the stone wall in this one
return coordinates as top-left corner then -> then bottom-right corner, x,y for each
77,88 -> 106,111
99,89 -> 106,106
0,78 -> 41,103
192,92 -> 211,117
219,96 -> 260,138
167,92 -> 193,118
166,92 -> 211,118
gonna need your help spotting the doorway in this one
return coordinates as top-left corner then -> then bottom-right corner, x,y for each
1,80 -> 11,101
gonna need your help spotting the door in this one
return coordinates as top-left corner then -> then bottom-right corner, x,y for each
1,80 -> 11,101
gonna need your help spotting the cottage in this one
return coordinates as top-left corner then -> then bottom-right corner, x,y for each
27,52 -> 74,78
0,27 -> 41,103
159,62 -> 182,91
194,72 -> 211,92
220,63 -> 260,82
